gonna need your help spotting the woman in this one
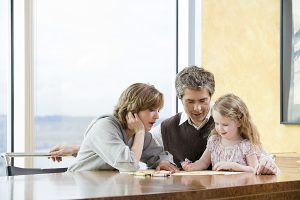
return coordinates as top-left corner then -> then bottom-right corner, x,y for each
67,83 -> 178,172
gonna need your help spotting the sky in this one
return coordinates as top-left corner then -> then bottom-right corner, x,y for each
0,0 -> 9,115
34,0 -> 177,117
0,0 -> 178,118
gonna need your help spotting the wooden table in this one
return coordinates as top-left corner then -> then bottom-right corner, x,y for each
275,153 -> 300,174
0,171 -> 300,200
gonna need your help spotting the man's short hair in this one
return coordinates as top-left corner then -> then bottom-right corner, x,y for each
175,66 -> 215,99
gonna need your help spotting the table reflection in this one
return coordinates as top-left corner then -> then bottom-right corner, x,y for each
0,170 -> 298,200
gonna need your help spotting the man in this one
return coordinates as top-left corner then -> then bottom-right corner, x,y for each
50,66 -> 278,174
151,66 -> 278,174
151,66 -> 215,168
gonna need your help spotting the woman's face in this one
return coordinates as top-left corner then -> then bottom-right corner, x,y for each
138,108 -> 160,132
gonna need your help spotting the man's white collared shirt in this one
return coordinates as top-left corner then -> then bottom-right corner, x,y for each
150,109 -> 212,147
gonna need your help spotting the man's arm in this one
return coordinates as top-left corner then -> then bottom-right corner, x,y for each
150,124 -> 163,147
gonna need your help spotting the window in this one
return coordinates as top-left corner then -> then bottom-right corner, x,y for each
281,0 -> 300,123
33,0 -> 177,168
8,0 -> 201,168
0,0 -> 10,176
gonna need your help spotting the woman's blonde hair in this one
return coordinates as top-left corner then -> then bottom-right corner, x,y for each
211,94 -> 261,147
113,83 -> 164,128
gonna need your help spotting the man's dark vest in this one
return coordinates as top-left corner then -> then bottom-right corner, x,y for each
161,113 -> 214,168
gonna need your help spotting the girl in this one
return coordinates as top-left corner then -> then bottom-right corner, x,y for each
181,93 -> 261,173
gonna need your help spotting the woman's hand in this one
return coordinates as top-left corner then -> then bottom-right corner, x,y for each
49,144 -> 80,162
126,112 -> 145,135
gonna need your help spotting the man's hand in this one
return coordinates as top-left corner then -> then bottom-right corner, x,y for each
255,155 -> 279,175
156,161 -> 179,173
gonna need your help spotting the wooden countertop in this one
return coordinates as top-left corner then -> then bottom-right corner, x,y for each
275,152 -> 300,174
0,171 -> 300,199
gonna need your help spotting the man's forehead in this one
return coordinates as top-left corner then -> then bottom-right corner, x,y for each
182,88 -> 211,97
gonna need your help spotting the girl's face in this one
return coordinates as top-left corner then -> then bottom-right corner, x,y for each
212,110 -> 241,141
138,108 -> 160,132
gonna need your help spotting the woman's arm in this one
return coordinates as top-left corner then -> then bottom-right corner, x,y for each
126,112 -> 145,161
140,131 -> 178,172
49,144 -> 80,162
85,117 -> 140,172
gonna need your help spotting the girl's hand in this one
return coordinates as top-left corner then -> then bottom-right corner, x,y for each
213,161 -> 236,171
126,112 -> 145,135
156,161 -> 179,173
181,161 -> 193,171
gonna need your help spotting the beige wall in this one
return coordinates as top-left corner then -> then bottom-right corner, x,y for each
202,0 -> 300,153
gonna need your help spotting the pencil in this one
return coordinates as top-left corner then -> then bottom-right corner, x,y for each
151,173 -> 170,177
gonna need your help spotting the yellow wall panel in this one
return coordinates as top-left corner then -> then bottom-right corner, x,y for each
202,0 -> 300,153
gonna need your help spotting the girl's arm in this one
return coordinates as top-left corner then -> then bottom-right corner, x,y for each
182,149 -> 211,171
213,153 -> 258,172
246,153 -> 259,169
